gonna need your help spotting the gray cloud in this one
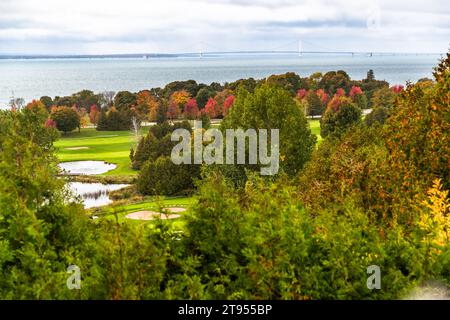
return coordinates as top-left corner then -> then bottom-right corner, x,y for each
0,0 -> 448,54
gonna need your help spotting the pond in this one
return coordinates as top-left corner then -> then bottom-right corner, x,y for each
67,182 -> 129,208
59,160 -> 116,175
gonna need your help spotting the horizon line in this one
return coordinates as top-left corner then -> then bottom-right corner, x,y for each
0,50 -> 445,59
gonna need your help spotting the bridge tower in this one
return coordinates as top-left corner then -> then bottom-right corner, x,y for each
298,40 -> 303,57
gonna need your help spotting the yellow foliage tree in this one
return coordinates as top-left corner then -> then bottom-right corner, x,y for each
418,179 -> 449,250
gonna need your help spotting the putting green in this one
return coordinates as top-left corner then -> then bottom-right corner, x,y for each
55,128 -> 149,176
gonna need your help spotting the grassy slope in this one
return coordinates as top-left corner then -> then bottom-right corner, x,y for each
91,196 -> 196,228
55,120 -> 322,177
55,128 -> 148,176
308,119 -> 322,143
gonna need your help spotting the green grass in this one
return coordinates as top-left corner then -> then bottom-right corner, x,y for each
55,128 -> 149,176
91,196 -> 196,229
110,196 -> 195,215
308,119 -> 322,144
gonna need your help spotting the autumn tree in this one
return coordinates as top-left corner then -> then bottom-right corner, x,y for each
89,105 -> 100,126
349,85 -> 368,110
171,90 -> 191,111
50,106 -> 80,134
265,72 -> 306,96
204,97 -> 218,118
296,89 -> 308,100
321,97 -> 361,138
319,70 -> 352,95
222,95 -> 235,117
184,98 -> 199,119
71,90 -> 101,112
365,86 -> 400,125
213,90 -> 233,118
166,100 -> 181,121
136,90 -> 159,122
26,100 -> 48,114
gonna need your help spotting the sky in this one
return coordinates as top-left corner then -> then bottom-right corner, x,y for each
0,0 -> 449,55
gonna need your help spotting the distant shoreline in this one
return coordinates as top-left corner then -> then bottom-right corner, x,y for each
0,51 -> 443,60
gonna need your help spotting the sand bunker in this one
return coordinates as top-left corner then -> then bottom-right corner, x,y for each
66,147 -> 89,150
126,211 -> 181,221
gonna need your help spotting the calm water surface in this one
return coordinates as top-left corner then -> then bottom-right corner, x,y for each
0,53 -> 442,107
67,182 -> 129,208
59,160 -> 116,175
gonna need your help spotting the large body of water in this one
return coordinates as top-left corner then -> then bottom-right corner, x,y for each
0,53 -> 442,108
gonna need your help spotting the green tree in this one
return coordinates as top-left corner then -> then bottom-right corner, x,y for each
107,108 -> 124,131
365,69 -> 375,82
371,87 -> 397,109
265,72 -> 307,96
137,156 -> 199,195
306,90 -> 325,117
365,106 -> 390,126
195,87 -> 215,109
72,90 -> 101,112
50,106 -> 80,134
96,109 -> 109,131
0,108 -> 90,299
320,97 -> 361,138
222,84 -> 316,176
114,91 -> 137,111
319,70 -> 351,95
39,96 -> 54,110
353,93 -> 368,110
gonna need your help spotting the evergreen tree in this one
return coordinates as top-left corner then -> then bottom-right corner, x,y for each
306,90 -> 325,117
96,109 -> 109,131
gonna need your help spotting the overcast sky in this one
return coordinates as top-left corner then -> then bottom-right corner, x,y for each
0,0 -> 449,55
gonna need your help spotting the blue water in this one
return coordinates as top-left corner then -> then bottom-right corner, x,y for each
0,53 -> 442,108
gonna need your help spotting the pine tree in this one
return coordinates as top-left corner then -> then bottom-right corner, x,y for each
96,109 -> 109,131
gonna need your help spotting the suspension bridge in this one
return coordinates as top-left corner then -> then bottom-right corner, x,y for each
166,40 -> 437,59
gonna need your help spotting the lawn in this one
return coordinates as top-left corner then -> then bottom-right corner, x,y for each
308,119 -> 322,144
55,128 -> 148,176
107,196 -> 196,215
91,196 -> 196,229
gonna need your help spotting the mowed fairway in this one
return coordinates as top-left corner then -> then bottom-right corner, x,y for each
91,196 -> 196,231
308,119 -> 322,144
55,128 -> 148,176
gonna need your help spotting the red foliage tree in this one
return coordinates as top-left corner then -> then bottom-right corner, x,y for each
89,104 -> 100,125
204,98 -> 218,118
184,98 -> 199,119
44,118 -> 56,128
316,89 -> 329,105
391,85 -> 404,94
296,89 -> 308,100
349,85 -> 363,98
223,95 -> 235,116
336,88 -> 346,97
167,101 -> 181,120
327,95 -> 346,113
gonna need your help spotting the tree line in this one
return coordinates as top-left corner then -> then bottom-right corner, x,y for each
12,69 -> 421,134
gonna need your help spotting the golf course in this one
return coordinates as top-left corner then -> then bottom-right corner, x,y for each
55,119 -> 323,178
55,119 -> 322,220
